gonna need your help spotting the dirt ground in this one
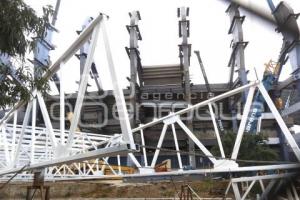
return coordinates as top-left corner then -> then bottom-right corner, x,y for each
0,179 -> 231,199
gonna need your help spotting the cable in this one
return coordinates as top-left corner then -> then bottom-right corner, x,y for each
138,144 -> 299,165
4,144 -> 296,181
67,144 -> 298,171
0,164 -> 28,191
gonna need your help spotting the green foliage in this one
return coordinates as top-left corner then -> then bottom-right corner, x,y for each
211,132 -> 279,165
0,0 -> 53,109
0,0 -> 53,57
0,64 -> 31,108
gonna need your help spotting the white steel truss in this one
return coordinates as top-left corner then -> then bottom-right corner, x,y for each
0,13 -> 299,199
122,81 -> 300,171
0,14 -> 136,177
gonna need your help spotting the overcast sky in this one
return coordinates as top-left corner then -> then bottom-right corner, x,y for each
25,0 -> 300,94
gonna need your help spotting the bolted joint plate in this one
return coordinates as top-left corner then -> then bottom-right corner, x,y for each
163,114 -> 179,125
213,159 -> 239,169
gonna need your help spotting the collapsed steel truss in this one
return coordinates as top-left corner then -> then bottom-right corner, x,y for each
0,12 -> 300,198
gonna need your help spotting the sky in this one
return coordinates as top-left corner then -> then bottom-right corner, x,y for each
24,0 -> 300,94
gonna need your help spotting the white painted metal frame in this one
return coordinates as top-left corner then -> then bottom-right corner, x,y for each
0,12 -> 299,198
128,80 -> 300,173
1,78 -> 299,190
0,14 -> 136,177
224,172 -> 299,199
123,80 -> 300,197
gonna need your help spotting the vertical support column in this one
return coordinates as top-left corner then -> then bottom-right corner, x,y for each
30,98 -> 37,163
178,7 -> 195,168
117,155 -> 122,175
33,0 -> 60,90
67,22 -> 101,149
140,128 -> 148,167
271,2 -> 300,96
171,123 -> 183,170
126,11 -> 142,166
271,2 -> 300,162
229,96 -> 238,133
127,11 -> 142,127
227,4 -> 248,133
1,123 -> 10,166
77,17 -> 103,91
11,111 -> 18,157
226,4 -> 248,96
79,17 -> 94,77
60,62 -> 65,144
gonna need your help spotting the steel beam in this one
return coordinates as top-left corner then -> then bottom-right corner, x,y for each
66,23 -> 101,148
231,85 -> 255,159
128,11 -> 141,127
101,19 -> 135,149
241,180 -> 256,200
123,163 -> 300,179
226,4 -> 248,98
260,179 -> 277,200
140,128 -> 148,167
150,124 -> 168,168
59,62 -> 65,144
208,103 -> 225,158
0,144 -> 133,176
258,83 -> 300,161
171,123 -> 183,169
13,102 -> 33,167
231,172 -> 298,183
37,92 -> 57,148
132,81 -> 258,133
232,182 -> 241,199
30,98 -> 37,163
176,118 -> 217,164
178,7 -> 195,167
222,0 -> 276,24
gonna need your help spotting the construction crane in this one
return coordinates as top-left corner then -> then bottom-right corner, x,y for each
194,50 -> 225,133
245,60 -> 281,133
245,0 -> 298,134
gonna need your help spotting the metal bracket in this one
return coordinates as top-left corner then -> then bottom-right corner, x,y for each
126,25 -> 142,40
178,20 -> 190,37
178,44 -> 192,65
228,16 -> 245,34
129,11 -> 141,20
227,41 -> 249,67
163,114 -> 179,125
275,13 -> 300,33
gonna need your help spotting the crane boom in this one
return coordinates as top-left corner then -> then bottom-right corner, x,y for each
245,61 -> 280,133
194,50 -> 212,94
194,50 -> 224,133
